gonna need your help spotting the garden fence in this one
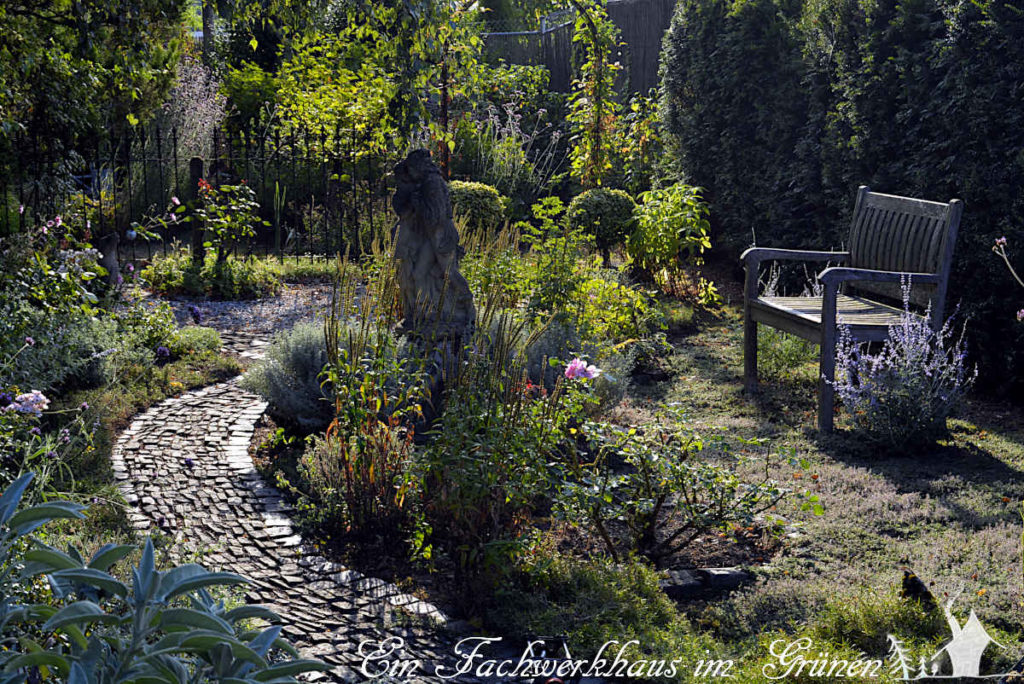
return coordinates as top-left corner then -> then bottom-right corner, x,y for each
481,0 -> 677,94
0,124 -> 397,264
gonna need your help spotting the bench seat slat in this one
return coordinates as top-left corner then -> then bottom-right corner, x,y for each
750,294 -> 915,328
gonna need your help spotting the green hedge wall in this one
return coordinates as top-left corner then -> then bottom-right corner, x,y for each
661,0 -> 1024,395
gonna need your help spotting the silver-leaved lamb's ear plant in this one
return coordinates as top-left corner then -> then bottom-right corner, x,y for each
830,279 -> 977,453
0,471 -> 329,683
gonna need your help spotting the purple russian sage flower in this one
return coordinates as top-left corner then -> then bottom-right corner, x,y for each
30,427 -> 41,436
829,278 -> 975,450
188,304 -> 203,324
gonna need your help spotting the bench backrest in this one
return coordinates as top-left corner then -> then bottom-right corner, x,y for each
846,185 -> 962,320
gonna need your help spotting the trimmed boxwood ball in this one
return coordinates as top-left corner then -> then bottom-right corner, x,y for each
449,180 -> 507,233
567,189 -> 636,264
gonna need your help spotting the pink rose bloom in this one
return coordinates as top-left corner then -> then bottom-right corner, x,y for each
565,358 -> 601,380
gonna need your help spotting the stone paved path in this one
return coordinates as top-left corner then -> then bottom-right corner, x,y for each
112,378 -> 461,682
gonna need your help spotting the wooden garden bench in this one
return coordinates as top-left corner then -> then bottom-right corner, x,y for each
741,186 -> 963,432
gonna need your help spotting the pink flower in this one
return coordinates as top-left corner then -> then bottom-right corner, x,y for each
171,196 -> 181,206
996,236 -> 1008,247
1018,309 -> 1024,322
54,215 -> 62,227
18,205 -> 24,215
24,336 -> 34,346
565,358 -> 601,380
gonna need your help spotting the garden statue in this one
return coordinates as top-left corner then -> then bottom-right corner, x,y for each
95,232 -> 120,287
391,149 -> 476,340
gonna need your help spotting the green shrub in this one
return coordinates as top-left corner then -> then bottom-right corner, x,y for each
566,188 -> 636,262
276,257 -> 359,283
241,321 -> 332,433
627,183 -> 712,286
578,273 -> 662,343
449,180 -> 507,233
416,311 -> 592,577
461,229 -> 532,309
221,62 -> 278,129
113,298 -> 178,352
489,553 -> 685,656
169,326 -> 223,358
557,412 -> 786,563
142,249 -> 282,300
452,65 -> 567,219
0,472 -> 326,682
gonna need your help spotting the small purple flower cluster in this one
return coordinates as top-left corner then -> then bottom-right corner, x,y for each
0,390 -> 51,417
831,281 -> 975,450
156,346 -> 171,359
188,304 -> 203,325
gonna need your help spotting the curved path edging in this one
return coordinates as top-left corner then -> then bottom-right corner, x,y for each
111,377 -> 459,682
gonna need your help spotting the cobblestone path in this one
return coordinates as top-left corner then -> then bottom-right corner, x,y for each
112,378 -> 460,682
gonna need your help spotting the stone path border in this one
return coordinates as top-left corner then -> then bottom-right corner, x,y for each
111,377 -> 460,682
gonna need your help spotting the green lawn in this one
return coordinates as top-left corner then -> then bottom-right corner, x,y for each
619,304 -> 1024,680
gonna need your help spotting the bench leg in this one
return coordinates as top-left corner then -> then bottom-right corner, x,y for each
818,325 -> 836,433
743,307 -> 758,393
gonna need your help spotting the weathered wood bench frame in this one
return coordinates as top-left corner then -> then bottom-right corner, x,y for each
741,186 -> 963,432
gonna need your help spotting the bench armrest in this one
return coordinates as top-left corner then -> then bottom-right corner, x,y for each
742,248 -> 849,300
817,267 -> 940,286
741,247 -> 850,267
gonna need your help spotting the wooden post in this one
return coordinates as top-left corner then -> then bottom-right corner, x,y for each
743,255 -> 759,393
818,282 -> 838,433
188,157 -> 205,267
